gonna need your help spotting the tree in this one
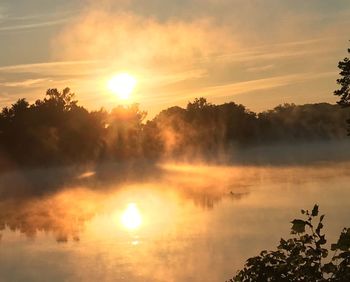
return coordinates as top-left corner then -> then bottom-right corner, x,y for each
104,104 -> 147,160
334,44 -> 350,107
187,97 -> 211,111
44,87 -> 77,111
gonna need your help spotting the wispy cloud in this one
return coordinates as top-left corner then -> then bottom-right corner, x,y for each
208,46 -> 337,64
246,64 -> 275,72
0,60 -> 99,73
5,10 -> 74,22
200,72 -> 337,99
0,18 -> 70,31
0,10 -> 75,32
0,0 -> 347,114
0,78 -> 49,88
0,6 -> 5,22
0,92 -> 15,104
141,71 -> 337,106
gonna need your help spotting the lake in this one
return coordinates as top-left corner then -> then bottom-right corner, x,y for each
0,162 -> 349,282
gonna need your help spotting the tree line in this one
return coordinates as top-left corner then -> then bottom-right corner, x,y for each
0,88 -> 349,168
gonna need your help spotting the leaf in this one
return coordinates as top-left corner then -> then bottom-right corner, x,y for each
323,262 -> 337,274
338,251 -> 350,259
312,205 -> 319,217
321,249 -> 328,258
319,235 -> 327,245
331,243 -> 338,251
291,219 -> 306,234
336,228 -> 350,251
316,222 -> 324,236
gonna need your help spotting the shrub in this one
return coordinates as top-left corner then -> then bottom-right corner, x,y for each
228,205 -> 350,281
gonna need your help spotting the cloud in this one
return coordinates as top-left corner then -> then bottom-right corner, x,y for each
53,10 -> 238,69
246,64 -> 275,72
144,71 -> 337,106
0,18 -> 70,32
0,92 -> 15,104
200,72 -> 337,98
0,78 -> 49,88
0,0 -> 347,114
0,6 -> 6,22
0,10 -> 75,32
0,60 -> 99,73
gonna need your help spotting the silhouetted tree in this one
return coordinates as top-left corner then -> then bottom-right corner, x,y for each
0,89 -> 107,166
0,89 -> 349,169
334,44 -> 350,107
258,103 -> 348,142
104,104 -> 146,160
334,43 -> 350,135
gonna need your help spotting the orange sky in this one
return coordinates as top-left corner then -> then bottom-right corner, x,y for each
0,0 -> 349,117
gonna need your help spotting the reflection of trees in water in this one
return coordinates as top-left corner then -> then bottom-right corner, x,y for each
0,186 -> 249,242
161,166 -> 252,210
187,190 -> 227,210
0,164 -> 162,242
1,162 -> 348,242
0,167 -> 252,241
180,186 -> 249,210
0,162 -> 163,199
0,189 -> 101,243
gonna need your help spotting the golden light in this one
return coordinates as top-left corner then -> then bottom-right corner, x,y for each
121,203 -> 142,230
108,73 -> 137,100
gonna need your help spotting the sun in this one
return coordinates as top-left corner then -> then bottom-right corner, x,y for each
108,73 -> 137,100
121,203 -> 142,230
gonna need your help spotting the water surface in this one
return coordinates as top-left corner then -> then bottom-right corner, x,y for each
0,162 -> 349,282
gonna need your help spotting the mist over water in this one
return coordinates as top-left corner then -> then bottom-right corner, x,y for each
1,0 -> 349,280
1,152 -> 350,282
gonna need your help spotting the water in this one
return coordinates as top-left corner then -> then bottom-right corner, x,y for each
0,162 -> 349,282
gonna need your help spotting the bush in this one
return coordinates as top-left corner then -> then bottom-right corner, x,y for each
228,205 -> 350,281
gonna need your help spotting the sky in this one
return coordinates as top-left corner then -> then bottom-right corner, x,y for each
0,0 -> 349,117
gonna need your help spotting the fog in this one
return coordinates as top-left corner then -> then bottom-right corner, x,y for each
1,90 -> 350,281
0,158 -> 350,281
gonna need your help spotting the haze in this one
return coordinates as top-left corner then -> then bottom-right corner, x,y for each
1,1 -> 350,282
0,0 -> 349,116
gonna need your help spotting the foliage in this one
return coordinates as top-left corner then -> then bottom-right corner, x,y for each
228,205 -> 350,282
334,43 -> 350,135
0,88 -> 145,166
334,44 -> 350,107
0,88 -> 349,168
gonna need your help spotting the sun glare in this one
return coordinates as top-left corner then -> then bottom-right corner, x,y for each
108,73 -> 137,100
121,203 -> 142,230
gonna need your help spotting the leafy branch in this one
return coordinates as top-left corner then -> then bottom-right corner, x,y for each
228,205 -> 350,281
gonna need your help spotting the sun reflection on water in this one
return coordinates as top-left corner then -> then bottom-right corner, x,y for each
121,203 -> 142,230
